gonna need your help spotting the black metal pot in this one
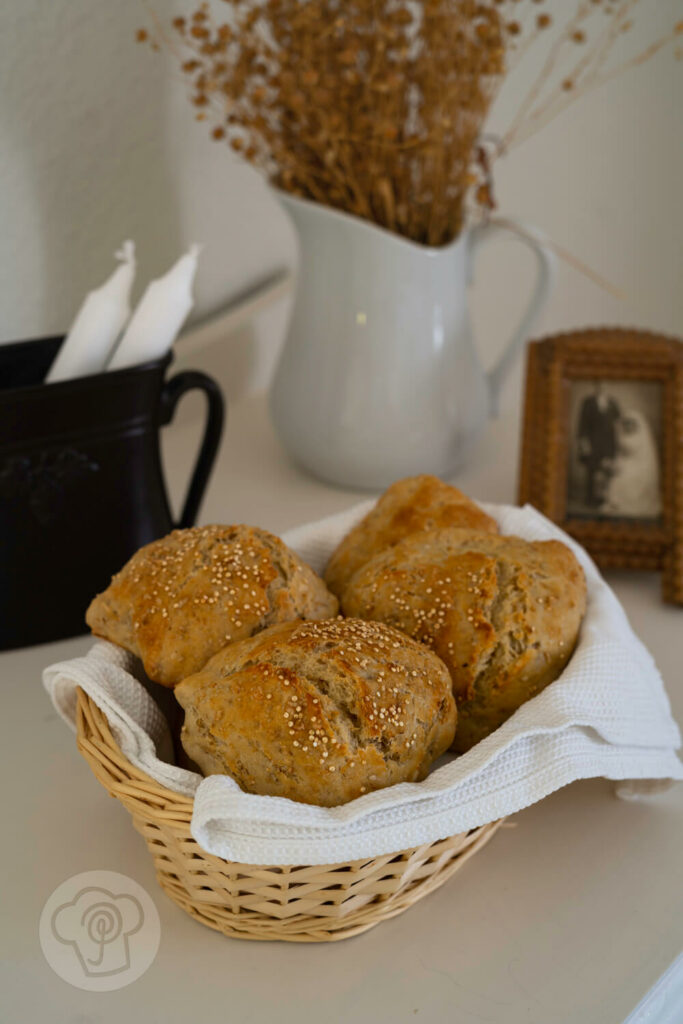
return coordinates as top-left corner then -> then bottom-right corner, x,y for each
0,336 -> 225,649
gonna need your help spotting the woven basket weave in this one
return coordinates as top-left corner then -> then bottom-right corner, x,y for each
75,687 -> 503,942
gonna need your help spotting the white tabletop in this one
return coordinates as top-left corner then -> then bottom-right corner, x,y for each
2,395 -> 681,1024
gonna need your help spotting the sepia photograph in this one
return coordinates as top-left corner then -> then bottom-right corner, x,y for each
566,378 -> 663,521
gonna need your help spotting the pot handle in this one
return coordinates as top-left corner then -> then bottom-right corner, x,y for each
469,216 -> 557,415
159,370 -> 225,528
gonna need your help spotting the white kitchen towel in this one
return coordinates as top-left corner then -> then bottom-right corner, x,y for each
43,500 -> 683,865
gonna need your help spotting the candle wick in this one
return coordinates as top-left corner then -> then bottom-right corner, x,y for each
115,240 -> 136,264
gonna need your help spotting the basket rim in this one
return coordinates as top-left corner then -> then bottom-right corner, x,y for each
75,686 -> 503,869
75,688 -> 507,943
76,685 -> 194,810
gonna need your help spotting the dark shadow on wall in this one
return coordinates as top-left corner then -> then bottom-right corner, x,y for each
0,0 -> 183,343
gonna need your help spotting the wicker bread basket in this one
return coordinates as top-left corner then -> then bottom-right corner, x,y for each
75,687 -> 503,943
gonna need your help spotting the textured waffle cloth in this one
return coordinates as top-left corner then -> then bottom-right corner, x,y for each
44,500 -> 683,865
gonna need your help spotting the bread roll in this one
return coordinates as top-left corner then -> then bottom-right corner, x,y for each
86,524 -> 338,687
341,528 -> 586,752
324,475 -> 498,600
175,617 -> 457,806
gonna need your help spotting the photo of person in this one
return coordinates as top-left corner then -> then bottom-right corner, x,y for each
567,379 -> 663,521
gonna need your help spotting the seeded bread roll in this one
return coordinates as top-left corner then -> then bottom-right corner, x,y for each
86,525 -> 338,688
175,618 -> 457,806
324,475 -> 498,600
341,528 -> 586,753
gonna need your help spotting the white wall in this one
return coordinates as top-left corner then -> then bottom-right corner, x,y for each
0,0 -> 680,410
0,0 -> 297,398
473,0 -> 683,406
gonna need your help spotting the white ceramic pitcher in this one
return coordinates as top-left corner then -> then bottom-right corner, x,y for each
270,192 -> 556,490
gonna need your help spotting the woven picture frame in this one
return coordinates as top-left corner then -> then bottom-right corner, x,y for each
518,328 -> 683,604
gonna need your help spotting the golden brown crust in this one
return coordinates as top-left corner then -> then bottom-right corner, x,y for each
341,528 -> 587,753
324,475 -> 498,600
175,618 -> 457,806
86,525 -> 338,688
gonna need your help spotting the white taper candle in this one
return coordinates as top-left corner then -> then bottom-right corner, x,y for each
46,241 -> 136,383
106,245 -> 200,372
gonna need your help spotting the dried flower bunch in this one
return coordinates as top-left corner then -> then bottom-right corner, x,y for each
140,0 -> 681,246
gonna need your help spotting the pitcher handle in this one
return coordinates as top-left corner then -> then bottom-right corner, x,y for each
160,370 -> 225,528
469,216 -> 556,415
